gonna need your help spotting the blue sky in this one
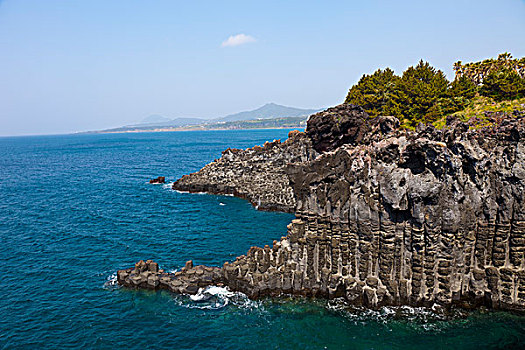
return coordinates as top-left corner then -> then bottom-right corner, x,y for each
1,0 -> 524,136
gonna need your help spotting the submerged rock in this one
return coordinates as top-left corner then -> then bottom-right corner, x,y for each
120,104 -> 525,311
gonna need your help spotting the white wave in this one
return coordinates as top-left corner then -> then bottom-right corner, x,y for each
202,285 -> 237,298
173,188 -> 234,198
174,189 -> 205,195
176,285 -> 261,310
162,182 -> 174,189
189,288 -> 207,301
190,286 -> 212,297
103,272 -> 118,289
325,299 -> 458,329
219,202 -> 226,206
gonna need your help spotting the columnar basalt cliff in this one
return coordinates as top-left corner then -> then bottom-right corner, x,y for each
172,131 -> 318,212
120,104 -> 525,311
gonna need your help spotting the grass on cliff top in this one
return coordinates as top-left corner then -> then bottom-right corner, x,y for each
433,96 -> 525,129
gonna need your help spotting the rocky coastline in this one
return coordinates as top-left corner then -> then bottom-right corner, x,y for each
119,104 -> 525,311
117,259 -> 224,295
172,130 -> 318,212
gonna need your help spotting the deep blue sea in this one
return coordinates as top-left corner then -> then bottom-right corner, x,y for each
1,129 -> 524,349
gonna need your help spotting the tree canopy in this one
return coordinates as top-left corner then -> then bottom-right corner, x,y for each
480,68 -> 525,101
344,53 -> 525,128
344,68 -> 400,118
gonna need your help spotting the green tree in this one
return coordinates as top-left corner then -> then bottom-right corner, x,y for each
449,75 -> 477,99
480,68 -> 525,101
395,60 -> 450,127
425,97 -> 470,122
345,68 -> 401,117
429,75 -> 479,118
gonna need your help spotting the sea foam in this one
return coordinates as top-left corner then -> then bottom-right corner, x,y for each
177,285 -> 261,310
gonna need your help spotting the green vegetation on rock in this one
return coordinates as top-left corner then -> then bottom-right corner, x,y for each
453,52 -> 525,85
480,68 -> 525,101
344,68 -> 400,118
396,60 -> 450,127
345,53 -> 525,129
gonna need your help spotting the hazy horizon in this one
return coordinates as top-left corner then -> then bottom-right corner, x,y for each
1,0 -> 524,136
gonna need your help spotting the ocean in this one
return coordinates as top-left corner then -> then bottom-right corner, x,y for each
0,129 -> 524,349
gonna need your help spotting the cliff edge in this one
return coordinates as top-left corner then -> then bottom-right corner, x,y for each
172,130 -> 318,212
120,104 -> 525,311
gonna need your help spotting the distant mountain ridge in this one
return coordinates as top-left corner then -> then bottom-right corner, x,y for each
215,103 -> 320,122
116,103 -> 321,130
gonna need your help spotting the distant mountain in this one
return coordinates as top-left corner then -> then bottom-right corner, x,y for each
215,103 -> 320,122
140,114 -> 172,124
89,103 -> 323,134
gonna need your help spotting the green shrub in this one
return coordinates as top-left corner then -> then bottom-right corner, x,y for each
426,97 -> 470,123
480,68 -> 525,101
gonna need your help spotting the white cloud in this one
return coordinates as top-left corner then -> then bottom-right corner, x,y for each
221,33 -> 256,48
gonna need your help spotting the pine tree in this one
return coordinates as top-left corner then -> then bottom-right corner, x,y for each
480,68 -> 525,101
344,54 -> 524,130
395,60 -> 449,127
450,75 -> 477,99
345,68 -> 401,117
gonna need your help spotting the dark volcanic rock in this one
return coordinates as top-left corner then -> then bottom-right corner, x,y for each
149,176 -> 166,184
120,104 -> 525,311
280,115 -> 525,309
306,104 -> 372,153
172,130 -> 318,212
117,260 -> 223,294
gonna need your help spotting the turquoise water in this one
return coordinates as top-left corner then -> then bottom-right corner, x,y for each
0,129 -> 524,349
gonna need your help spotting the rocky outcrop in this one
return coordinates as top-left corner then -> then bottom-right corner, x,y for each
149,176 -> 166,184
117,259 -> 223,295
172,130 -> 318,212
120,105 -> 525,311
306,104 -> 377,153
